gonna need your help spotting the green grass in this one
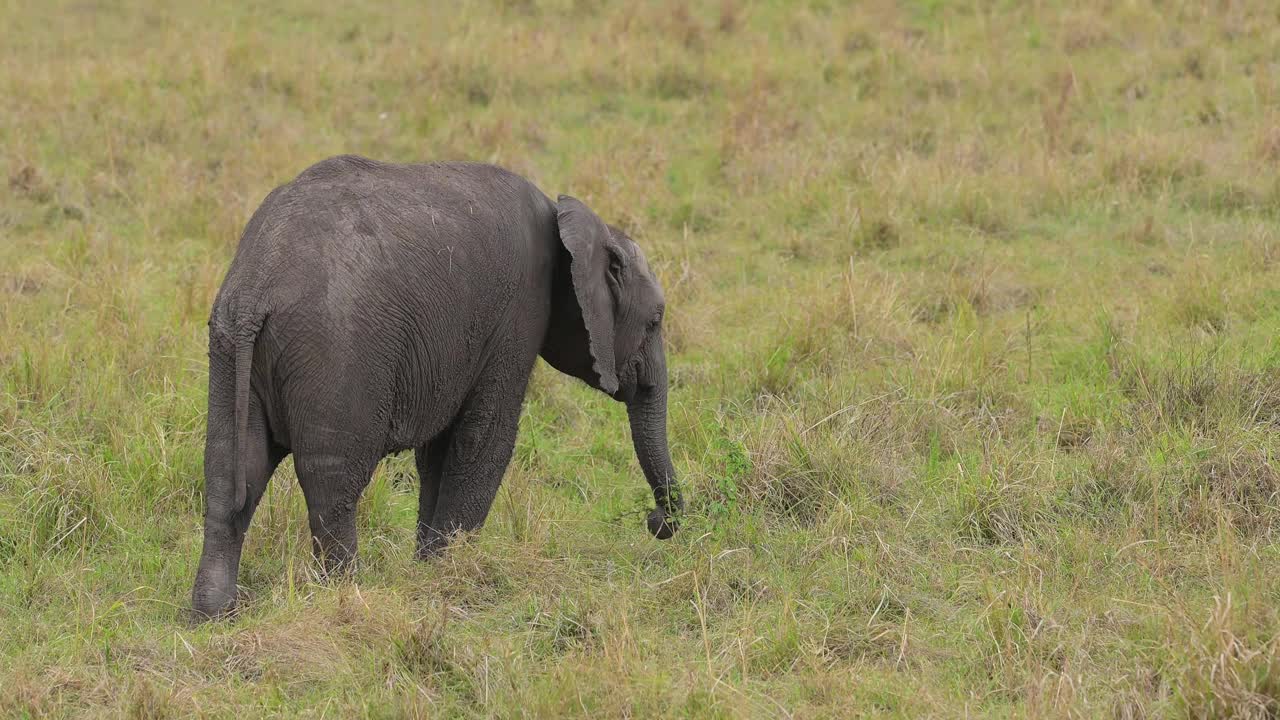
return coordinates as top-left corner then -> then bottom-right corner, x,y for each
3,0 -> 1280,716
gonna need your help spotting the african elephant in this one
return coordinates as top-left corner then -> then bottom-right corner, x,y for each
191,155 -> 682,619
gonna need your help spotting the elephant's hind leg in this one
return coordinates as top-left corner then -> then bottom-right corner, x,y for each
192,373 -> 283,619
414,429 -> 451,560
295,449 -> 377,577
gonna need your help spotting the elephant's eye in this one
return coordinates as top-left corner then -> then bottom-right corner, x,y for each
608,256 -> 624,287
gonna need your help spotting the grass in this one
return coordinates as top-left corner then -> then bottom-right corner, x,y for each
3,0 -> 1280,716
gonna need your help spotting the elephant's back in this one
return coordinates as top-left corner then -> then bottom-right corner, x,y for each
215,155 -> 557,452
222,156 -> 554,303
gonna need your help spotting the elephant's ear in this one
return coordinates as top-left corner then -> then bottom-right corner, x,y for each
557,195 -> 620,395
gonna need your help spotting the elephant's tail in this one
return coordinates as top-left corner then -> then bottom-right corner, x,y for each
231,316 -> 263,513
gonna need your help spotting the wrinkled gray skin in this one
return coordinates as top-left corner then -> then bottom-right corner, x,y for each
191,156 -> 682,619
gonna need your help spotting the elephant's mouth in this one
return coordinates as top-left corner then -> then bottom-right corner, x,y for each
611,354 -> 647,403
612,381 -> 640,404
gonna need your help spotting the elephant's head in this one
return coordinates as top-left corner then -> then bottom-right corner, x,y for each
542,195 -> 682,538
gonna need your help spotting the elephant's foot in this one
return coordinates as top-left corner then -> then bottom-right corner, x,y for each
311,525 -> 359,579
414,528 -> 449,561
316,553 -> 358,581
191,520 -> 247,622
191,559 -> 239,621
311,533 -> 358,580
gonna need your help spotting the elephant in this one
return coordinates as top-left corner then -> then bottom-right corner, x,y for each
191,155 -> 683,619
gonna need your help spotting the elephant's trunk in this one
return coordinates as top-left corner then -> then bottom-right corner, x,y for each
626,334 -> 682,538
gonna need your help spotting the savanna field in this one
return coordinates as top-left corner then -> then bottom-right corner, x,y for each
3,1 -> 1280,716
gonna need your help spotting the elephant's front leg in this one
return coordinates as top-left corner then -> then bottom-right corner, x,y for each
416,383 -> 524,558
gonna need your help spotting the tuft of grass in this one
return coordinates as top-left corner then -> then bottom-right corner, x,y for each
1175,594 -> 1280,718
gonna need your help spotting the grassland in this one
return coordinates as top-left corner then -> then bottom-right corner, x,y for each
3,0 -> 1280,716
